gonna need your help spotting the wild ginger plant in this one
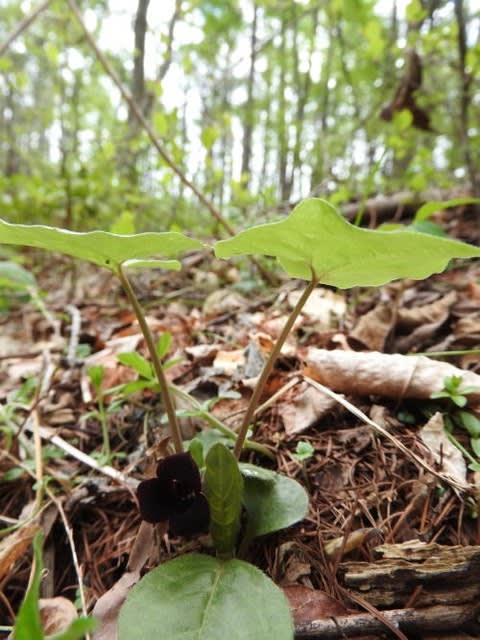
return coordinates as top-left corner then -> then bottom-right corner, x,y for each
3,198 -> 480,640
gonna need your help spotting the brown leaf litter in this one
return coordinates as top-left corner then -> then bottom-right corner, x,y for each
0,228 -> 479,638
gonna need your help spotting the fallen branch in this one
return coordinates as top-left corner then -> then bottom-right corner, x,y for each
295,601 -> 480,639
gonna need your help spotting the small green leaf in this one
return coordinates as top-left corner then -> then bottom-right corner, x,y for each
204,443 -> 243,556
0,219 -> 203,272
243,472 -> 309,538
471,437 -> 480,458
0,261 -> 36,289
214,198 -> 480,287
87,365 -> 104,392
458,411 -> 480,438
110,211 -> 136,235
118,554 -> 293,640
48,617 -> 97,640
451,394 -> 468,408
13,533 -> 44,639
414,198 -> 480,223
294,441 -> 315,461
187,438 -> 204,468
156,332 -> 172,359
117,352 -> 153,379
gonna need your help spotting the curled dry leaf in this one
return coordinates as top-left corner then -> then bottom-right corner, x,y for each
324,528 -> 384,560
283,584 -> 350,625
288,287 -> 346,328
39,596 -> 78,634
419,412 -> 467,486
397,291 -> 457,329
306,349 -> 480,404
350,302 -> 395,351
0,524 -> 40,582
279,382 -> 337,435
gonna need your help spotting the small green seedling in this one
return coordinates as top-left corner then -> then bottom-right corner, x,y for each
84,364 -> 127,464
293,441 -> 315,462
2,198 -> 480,640
431,375 -> 480,471
431,374 -> 479,408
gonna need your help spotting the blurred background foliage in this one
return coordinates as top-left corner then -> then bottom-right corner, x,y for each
0,0 -> 479,234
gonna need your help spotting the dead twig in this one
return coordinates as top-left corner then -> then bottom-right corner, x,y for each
66,0 -> 276,286
295,601 -> 480,639
0,0 -> 52,56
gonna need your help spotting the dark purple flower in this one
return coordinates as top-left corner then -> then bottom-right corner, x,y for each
136,452 -> 210,536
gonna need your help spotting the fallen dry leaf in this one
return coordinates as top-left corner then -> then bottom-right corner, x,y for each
92,521 -> 158,640
279,382 -> 337,434
0,524 -> 40,581
419,412 -> 467,485
324,528 -> 384,560
283,584 -> 350,625
397,291 -> 457,329
288,287 -> 346,328
306,349 -> 480,404
350,302 -> 395,351
39,597 -> 78,635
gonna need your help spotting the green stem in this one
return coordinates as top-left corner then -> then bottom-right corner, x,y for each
233,277 -> 318,459
98,396 -> 111,460
117,265 -> 184,454
171,386 -> 275,460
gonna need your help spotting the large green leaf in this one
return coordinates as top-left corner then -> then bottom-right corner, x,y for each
243,473 -> 309,538
214,198 -> 480,287
0,219 -> 203,271
118,554 -> 293,640
204,443 -> 243,556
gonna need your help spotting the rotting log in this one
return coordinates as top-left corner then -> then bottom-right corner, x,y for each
338,540 -> 480,608
294,541 -> 480,638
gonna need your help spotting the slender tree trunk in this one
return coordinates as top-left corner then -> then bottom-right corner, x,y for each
453,0 -> 478,195
129,0 -> 150,127
240,2 -> 258,187
278,14 -> 290,202
289,10 -> 317,197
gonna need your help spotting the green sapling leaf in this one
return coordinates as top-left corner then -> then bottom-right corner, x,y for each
294,441 -> 315,461
214,198 -> 480,287
458,411 -> 480,438
0,261 -> 36,289
117,352 -> 153,380
87,365 -> 104,392
0,219 -> 203,271
204,443 -> 243,557
156,331 -> 172,359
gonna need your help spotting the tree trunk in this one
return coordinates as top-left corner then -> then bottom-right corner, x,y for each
240,2 -> 258,188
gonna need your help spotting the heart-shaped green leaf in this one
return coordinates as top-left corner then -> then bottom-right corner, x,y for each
204,443 -> 243,557
118,554 -> 293,640
0,219 -> 203,271
243,472 -> 309,538
214,198 -> 480,287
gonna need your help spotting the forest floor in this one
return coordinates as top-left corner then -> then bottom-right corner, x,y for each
0,205 -> 480,639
